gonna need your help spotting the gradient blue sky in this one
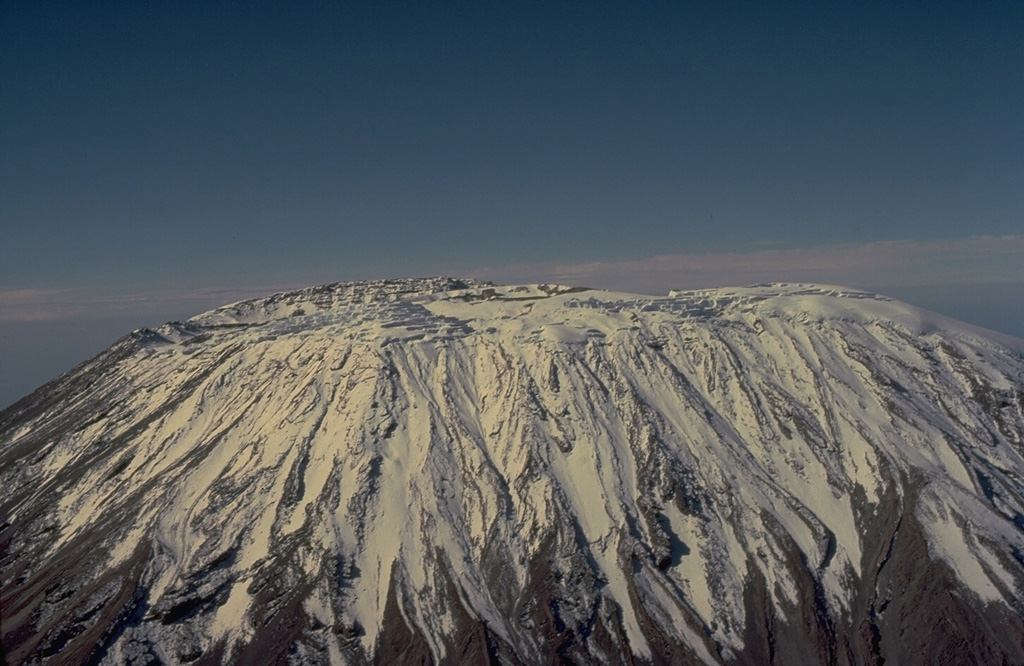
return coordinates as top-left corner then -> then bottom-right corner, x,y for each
2,1 -> 1022,407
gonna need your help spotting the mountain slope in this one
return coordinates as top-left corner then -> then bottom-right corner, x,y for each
2,279 -> 1024,665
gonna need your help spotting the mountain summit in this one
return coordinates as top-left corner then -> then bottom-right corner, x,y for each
2,279 -> 1023,665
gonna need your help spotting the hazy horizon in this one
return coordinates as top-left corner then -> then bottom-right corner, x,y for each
3,255 -> 1022,410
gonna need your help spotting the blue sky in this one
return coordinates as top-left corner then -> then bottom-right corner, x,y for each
2,1 -> 1022,407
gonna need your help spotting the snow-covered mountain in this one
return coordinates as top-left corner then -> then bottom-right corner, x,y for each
2,278 -> 1024,666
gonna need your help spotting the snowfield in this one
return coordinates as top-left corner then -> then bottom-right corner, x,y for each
2,278 -> 1023,665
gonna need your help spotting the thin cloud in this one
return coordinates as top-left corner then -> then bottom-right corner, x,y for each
3,236 -> 1020,323
469,236 -> 1024,295
0,288 -> 92,322
0,285 -> 302,324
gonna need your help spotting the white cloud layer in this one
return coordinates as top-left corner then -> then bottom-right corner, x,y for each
0,286 -> 300,324
2,236 -> 1020,324
470,235 -> 1024,295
